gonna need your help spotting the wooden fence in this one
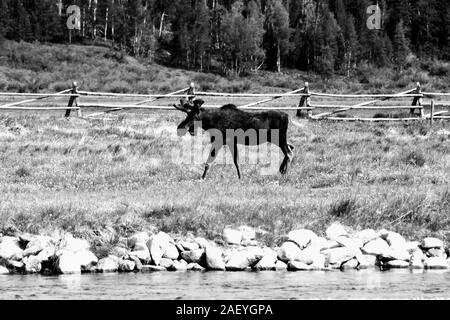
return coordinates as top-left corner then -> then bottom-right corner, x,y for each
0,81 -> 449,123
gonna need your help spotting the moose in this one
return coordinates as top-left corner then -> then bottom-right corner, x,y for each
174,99 -> 294,179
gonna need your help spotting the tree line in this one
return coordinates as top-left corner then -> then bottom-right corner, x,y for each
0,0 -> 449,76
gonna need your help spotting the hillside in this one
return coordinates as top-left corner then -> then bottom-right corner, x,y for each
0,41 -> 449,96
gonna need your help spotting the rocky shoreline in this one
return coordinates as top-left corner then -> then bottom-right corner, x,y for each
0,223 -> 449,275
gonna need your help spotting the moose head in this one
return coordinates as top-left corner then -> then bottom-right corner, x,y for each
174,99 -> 205,136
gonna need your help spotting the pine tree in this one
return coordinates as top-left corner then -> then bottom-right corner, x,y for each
220,0 -> 265,75
0,0 -> 10,40
314,5 -> 340,75
264,0 -> 290,72
34,0 -> 64,42
343,15 -> 357,76
14,0 -> 33,41
393,19 -> 410,70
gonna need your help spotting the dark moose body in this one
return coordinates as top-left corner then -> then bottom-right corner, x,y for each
175,99 -> 294,179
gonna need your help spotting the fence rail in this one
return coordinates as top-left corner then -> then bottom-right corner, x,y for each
0,81 -> 449,124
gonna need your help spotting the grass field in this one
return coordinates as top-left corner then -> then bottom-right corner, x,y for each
0,109 -> 449,252
0,41 -> 449,254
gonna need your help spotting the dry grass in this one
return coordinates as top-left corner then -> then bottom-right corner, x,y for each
0,111 -> 448,247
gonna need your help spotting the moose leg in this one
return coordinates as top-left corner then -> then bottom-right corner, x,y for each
279,143 -> 294,174
202,144 -> 222,179
228,142 -> 241,179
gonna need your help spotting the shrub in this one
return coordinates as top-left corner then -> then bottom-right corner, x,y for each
104,80 -> 130,93
135,80 -> 153,94
429,61 -> 450,77
15,167 -> 31,178
329,198 -> 356,217
49,81 -> 71,92
403,150 -> 426,167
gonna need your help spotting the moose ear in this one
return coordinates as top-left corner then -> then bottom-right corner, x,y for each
193,99 -> 205,108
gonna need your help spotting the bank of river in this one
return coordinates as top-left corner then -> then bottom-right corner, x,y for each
2,269 -> 450,300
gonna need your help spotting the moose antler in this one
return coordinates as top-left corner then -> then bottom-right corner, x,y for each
173,99 -> 191,113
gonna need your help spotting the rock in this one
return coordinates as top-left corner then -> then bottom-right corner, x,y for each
118,260 -> 136,272
341,258 -> 359,270
194,237 -> 209,249
133,241 -> 148,252
357,254 -> 378,269
354,229 -> 378,244
386,260 -> 410,269
96,257 -> 119,272
322,247 -> 355,267
23,236 -> 52,257
78,251 -> 98,271
380,248 -> 410,261
245,246 -> 264,261
287,229 -> 317,249
163,244 -> 180,260
288,261 -> 312,271
223,228 -> 242,245
362,238 -> 390,256
180,241 -> 200,251
56,251 -> 81,274
318,240 -> 341,251
310,254 -> 326,270
421,237 -> 444,249
159,258 -> 175,269
24,255 -> 42,273
253,249 -> 277,271
181,249 -> 205,264
424,257 -> 449,269
60,234 -> 90,253
170,260 -> 188,271
187,263 -> 205,271
205,246 -> 225,270
405,241 -> 420,252
175,243 -> 184,253
275,260 -> 287,270
0,237 -> 23,260
426,248 -> 446,258
109,246 -> 129,258
129,255 -> 143,271
127,232 -> 150,249
410,250 -> 425,269
309,237 -> 330,250
277,242 -> 302,262
6,260 -> 24,273
377,229 -> 389,239
335,236 -> 364,250
294,246 -> 323,265
325,223 -> 348,240
19,233 -> 35,245
241,240 -> 259,247
36,246 -> 56,262
129,249 -> 151,263
0,266 -> 9,274
238,226 -> 256,241
226,250 -> 255,271
142,265 -> 167,272
385,232 -> 407,249
146,232 -> 172,266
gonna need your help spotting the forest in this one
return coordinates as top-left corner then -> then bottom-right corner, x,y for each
0,0 -> 449,77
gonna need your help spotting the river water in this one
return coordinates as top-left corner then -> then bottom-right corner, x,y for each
1,269 -> 450,300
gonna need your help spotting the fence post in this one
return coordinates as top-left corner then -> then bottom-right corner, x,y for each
411,82 -> 423,117
430,99 -> 435,126
296,82 -> 310,118
187,82 -> 195,103
65,81 -> 80,118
